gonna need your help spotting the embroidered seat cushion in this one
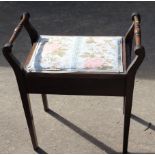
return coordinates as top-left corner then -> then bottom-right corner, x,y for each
26,35 -> 123,73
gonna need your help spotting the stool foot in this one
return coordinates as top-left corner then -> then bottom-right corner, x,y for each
123,149 -> 128,154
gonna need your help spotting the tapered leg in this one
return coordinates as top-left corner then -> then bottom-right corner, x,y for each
123,92 -> 133,153
20,91 -> 38,150
42,94 -> 49,112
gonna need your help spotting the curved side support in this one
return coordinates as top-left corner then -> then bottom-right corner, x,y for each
2,12 -> 39,74
2,43 -> 23,73
127,45 -> 145,75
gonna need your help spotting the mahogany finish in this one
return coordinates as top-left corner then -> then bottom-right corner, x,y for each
2,12 -> 145,153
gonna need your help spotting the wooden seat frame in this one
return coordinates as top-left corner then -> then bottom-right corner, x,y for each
2,12 -> 145,153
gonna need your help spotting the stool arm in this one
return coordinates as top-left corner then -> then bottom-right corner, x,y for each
2,13 -> 27,69
9,12 -> 27,45
2,12 -> 39,73
125,13 -> 141,46
125,13 -> 145,74
9,12 -> 39,45
125,13 -> 142,68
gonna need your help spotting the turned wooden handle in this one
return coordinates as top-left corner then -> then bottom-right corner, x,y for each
9,12 -> 30,45
132,13 -> 141,46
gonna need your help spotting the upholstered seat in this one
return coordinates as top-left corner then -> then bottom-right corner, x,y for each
26,35 -> 123,73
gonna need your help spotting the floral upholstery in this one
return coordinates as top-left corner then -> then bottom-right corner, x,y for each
26,35 -> 123,73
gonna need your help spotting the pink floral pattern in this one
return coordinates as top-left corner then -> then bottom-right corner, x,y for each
84,57 -> 105,69
26,35 -> 123,72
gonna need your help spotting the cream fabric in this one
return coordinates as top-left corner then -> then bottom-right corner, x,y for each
26,35 -> 123,73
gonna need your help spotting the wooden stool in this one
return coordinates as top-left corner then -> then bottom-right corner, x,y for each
2,12 -> 145,153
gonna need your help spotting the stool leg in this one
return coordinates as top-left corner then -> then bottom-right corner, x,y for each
123,96 -> 126,115
123,93 -> 133,153
42,94 -> 49,112
20,91 -> 38,150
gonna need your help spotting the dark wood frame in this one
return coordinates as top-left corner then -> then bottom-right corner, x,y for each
2,12 -> 145,153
